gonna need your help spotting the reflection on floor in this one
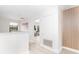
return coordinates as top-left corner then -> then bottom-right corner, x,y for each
29,41 -> 77,54
61,48 -> 77,54
29,41 -> 52,54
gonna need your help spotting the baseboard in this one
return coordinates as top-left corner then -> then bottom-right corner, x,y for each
40,44 -> 53,51
63,47 -> 79,53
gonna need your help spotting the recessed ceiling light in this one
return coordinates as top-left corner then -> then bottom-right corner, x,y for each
35,19 -> 40,23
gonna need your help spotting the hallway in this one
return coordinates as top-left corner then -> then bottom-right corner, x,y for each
0,5 -> 78,54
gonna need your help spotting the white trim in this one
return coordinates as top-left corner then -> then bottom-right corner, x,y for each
40,44 -> 53,52
63,47 -> 79,53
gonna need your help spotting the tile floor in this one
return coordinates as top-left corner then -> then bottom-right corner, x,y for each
29,41 -> 77,54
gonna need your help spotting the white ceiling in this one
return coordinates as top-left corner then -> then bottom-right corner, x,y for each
0,5 -> 78,21
61,5 -> 78,10
0,5 -> 48,20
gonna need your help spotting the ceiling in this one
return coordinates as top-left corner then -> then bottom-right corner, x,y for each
0,5 -> 53,21
61,5 -> 78,10
0,5 -> 78,21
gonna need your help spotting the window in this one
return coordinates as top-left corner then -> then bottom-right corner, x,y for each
9,22 -> 18,32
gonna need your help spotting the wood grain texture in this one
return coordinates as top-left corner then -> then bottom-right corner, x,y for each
63,6 -> 79,50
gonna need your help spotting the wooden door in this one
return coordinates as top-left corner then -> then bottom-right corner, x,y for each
63,9 -> 72,48
63,7 -> 79,50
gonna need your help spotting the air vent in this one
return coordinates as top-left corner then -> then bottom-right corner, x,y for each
43,39 -> 52,47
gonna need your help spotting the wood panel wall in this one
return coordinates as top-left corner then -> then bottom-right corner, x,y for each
63,6 -> 79,50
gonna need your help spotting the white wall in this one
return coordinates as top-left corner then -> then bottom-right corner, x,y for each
28,19 -> 34,40
40,6 -> 62,53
